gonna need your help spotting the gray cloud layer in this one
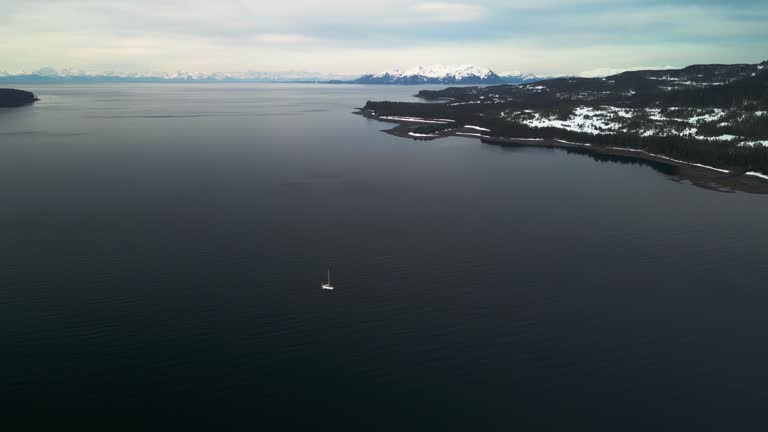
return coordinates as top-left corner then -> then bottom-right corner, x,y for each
1,0 -> 767,75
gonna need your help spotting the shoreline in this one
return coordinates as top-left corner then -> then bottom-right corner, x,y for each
0,88 -> 39,108
355,109 -> 768,194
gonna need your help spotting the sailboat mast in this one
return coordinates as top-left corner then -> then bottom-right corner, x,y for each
327,268 -> 331,285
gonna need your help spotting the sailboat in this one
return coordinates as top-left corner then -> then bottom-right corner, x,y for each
321,267 -> 334,290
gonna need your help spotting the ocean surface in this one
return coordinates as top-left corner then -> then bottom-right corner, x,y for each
1,84 -> 767,430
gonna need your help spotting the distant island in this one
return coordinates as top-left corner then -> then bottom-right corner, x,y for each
358,60 -> 768,194
0,88 -> 38,107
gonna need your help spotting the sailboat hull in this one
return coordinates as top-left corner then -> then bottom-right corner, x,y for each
323,268 -> 333,289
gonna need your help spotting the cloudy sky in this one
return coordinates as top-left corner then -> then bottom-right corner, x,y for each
1,0 -> 767,76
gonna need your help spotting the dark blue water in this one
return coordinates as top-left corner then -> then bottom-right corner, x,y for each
2,84 -> 767,430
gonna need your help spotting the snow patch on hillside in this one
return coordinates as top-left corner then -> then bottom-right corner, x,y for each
739,140 -> 768,147
513,106 -> 762,144
521,106 -> 620,134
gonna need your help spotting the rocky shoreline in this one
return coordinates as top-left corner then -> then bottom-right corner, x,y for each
356,109 -> 768,194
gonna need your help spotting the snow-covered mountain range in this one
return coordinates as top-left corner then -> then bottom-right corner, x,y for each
498,70 -> 542,84
353,65 -> 502,84
0,68 -> 355,83
0,65 -> 546,85
350,64 -> 542,85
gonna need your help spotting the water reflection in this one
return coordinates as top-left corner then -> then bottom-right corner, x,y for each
481,138 -> 680,176
561,146 -> 680,175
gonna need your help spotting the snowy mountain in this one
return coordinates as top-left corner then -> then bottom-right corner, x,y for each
0,66 -> 547,85
498,71 -> 543,84
0,68 -> 355,83
352,64 -> 506,85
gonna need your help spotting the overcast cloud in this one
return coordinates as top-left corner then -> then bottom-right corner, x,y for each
1,0 -> 766,75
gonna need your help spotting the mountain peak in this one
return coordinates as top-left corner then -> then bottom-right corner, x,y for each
373,64 -> 494,80
499,71 -> 541,84
356,64 -> 503,85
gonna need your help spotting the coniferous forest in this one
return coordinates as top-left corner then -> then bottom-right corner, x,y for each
364,61 -> 768,173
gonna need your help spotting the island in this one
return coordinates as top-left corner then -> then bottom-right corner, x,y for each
358,61 -> 768,194
0,88 -> 38,107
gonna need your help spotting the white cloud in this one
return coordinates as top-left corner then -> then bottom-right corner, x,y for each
250,33 -> 314,44
410,2 -> 488,22
0,0 -> 765,75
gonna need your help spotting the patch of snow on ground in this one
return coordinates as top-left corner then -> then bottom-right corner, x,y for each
738,140 -> 768,147
456,132 -> 491,138
646,109 -> 667,121
465,125 -> 491,132
408,132 -> 439,138
603,106 -> 634,118
521,106 -> 621,134
688,109 -> 725,124
679,128 -> 698,137
702,134 -> 739,141
607,147 -> 729,173
746,171 -> 768,180
555,139 -> 591,146
380,116 -> 452,124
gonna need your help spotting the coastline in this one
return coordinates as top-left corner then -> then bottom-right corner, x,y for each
0,88 -> 39,107
355,109 -> 768,194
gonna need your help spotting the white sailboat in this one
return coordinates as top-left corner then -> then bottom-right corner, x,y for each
321,267 -> 334,290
